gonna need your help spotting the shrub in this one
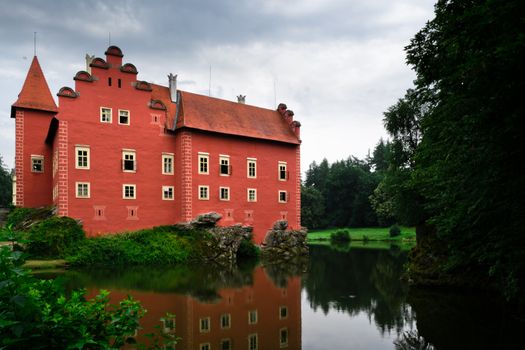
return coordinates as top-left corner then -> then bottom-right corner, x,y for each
6,207 -> 54,230
0,247 -> 147,349
237,238 -> 260,260
330,230 -> 351,243
363,235 -> 370,243
67,227 -> 195,267
26,216 -> 85,257
389,224 -> 401,238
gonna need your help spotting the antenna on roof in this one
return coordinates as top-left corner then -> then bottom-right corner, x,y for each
33,32 -> 37,56
273,78 -> 277,108
209,64 -> 212,97
108,32 -> 111,46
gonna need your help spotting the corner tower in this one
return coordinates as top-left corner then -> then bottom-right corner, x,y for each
11,56 -> 57,207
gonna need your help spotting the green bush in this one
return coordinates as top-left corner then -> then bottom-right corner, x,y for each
0,247 -> 147,349
67,227 -> 195,267
26,216 -> 85,258
389,224 -> 401,238
6,207 -> 54,230
330,230 -> 351,243
237,238 -> 260,260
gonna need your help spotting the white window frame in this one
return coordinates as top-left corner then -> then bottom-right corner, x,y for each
75,145 -> 90,170
162,186 -> 174,200
219,187 -> 230,201
31,155 -> 44,173
280,327 -> 289,348
219,155 -> 231,176
198,152 -> 209,175
122,150 -> 136,172
279,190 -> 288,203
198,185 -> 209,200
123,184 -> 136,199
247,158 -> 257,178
220,313 -> 231,329
248,310 -> 258,325
162,153 -> 174,175
199,317 -> 210,333
118,109 -> 130,125
100,107 -> 112,123
75,182 -> 90,198
278,161 -> 288,181
247,188 -> 257,202
279,306 -> 288,319
248,333 -> 258,350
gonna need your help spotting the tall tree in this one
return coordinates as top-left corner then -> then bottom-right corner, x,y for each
0,155 -> 12,207
381,0 -> 525,304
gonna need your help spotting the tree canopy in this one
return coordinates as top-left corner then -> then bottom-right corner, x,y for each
0,155 -> 12,207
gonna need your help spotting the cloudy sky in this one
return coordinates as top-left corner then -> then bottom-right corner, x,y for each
0,0 -> 436,172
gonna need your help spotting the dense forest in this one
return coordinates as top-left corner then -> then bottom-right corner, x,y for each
0,156 -> 12,207
304,0 -> 525,307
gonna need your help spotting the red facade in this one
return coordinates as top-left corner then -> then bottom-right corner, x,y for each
11,46 -> 302,243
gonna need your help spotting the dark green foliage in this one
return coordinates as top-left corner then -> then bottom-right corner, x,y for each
67,226 -> 197,266
26,216 -> 85,257
6,206 -> 54,230
236,237 -> 259,260
378,0 -> 525,305
389,224 -> 401,238
0,155 -> 12,207
0,247 -> 146,349
302,157 -> 382,229
330,230 -> 351,243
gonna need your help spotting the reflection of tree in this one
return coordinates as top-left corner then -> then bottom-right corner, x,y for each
408,289 -> 523,350
394,330 -> 434,350
262,256 -> 308,288
303,245 -> 414,334
59,264 -> 254,302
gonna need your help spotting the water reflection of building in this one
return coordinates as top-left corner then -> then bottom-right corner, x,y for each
105,266 -> 301,349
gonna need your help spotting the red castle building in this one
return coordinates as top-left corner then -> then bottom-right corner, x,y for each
11,46 -> 301,243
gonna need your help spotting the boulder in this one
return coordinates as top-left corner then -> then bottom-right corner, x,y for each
191,212 -> 222,227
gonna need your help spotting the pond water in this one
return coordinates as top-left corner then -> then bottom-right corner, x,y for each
51,244 -> 523,349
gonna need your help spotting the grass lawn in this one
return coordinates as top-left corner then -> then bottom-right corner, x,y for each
308,226 -> 416,242
23,259 -> 67,270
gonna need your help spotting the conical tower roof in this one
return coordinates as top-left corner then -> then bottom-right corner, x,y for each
11,56 -> 58,117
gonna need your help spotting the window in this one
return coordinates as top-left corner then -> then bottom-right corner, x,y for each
123,184 -> 136,199
126,206 -> 138,220
162,186 -> 174,200
100,107 -> 112,123
199,317 -> 210,332
76,182 -> 90,198
162,153 -> 174,175
220,314 -> 231,329
199,343 -> 210,350
118,78 -> 122,88
279,306 -> 288,319
280,328 -> 288,347
108,77 -> 112,86
248,310 -> 258,325
75,146 -> 90,169
162,317 -> 176,333
247,188 -> 257,202
31,155 -> 44,173
198,152 -> 209,174
220,187 -> 230,201
94,206 -> 106,220
220,339 -> 232,350
199,186 -> 209,200
279,191 -> 287,203
118,109 -> 130,125
279,162 -> 288,180
247,158 -> 256,178
219,155 -> 230,176
122,150 -> 136,172
248,334 -> 258,350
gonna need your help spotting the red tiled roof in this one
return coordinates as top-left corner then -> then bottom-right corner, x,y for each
177,90 -> 299,144
150,84 -> 178,129
11,56 -> 58,116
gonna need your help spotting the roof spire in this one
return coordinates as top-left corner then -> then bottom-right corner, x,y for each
11,56 -> 58,118
33,32 -> 37,56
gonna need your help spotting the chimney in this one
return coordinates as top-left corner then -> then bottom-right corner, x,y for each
85,54 -> 95,74
284,109 -> 294,125
237,95 -> 246,104
168,73 -> 178,103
